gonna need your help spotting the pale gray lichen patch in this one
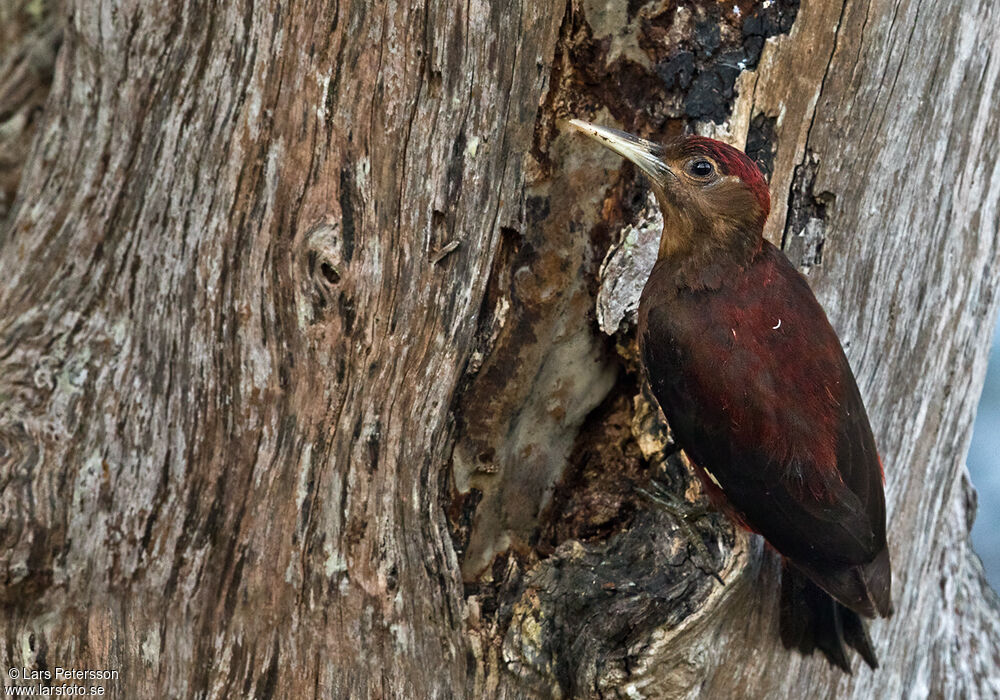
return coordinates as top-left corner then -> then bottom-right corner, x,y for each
596,193 -> 662,334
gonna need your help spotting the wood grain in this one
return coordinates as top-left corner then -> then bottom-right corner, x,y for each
1,0 -> 998,697
0,0 -> 563,696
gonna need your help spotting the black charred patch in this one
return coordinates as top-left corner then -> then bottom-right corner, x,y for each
501,503 -> 732,697
671,0 -> 800,123
783,152 -> 834,270
743,0 -> 799,42
655,50 -> 695,90
464,549 -> 530,630
739,0 -> 800,73
540,0 -> 802,144
745,112 -> 778,181
694,20 -> 721,58
684,69 -> 731,122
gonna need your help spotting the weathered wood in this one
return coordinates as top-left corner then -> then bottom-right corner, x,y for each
0,0 -> 564,696
1,0 -> 999,698
0,0 -> 60,227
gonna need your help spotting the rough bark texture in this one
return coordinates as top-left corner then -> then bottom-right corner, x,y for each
0,0 -> 60,226
0,0 -> 564,696
1,1 -> 999,699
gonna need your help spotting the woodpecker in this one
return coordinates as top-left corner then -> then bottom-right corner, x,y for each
568,119 -> 892,672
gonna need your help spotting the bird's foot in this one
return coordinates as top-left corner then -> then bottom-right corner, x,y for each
637,479 -> 724,585
636,479 -> 710,520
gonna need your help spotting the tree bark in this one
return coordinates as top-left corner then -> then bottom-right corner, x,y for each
1,1 -> 998,699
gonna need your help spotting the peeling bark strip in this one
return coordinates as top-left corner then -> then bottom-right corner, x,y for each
0,0 -> 998,699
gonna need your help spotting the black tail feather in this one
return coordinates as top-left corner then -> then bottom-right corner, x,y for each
841,602 -> 878,670
780,563 -> 879,672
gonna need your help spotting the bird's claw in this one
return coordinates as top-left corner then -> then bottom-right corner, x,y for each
636,480 -> 709,521
637,479 -> 725,585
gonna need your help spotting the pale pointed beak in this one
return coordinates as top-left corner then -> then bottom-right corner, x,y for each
567,119 -> 672,182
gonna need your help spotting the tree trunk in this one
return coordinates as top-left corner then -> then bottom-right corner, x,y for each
1,0 -> 998,698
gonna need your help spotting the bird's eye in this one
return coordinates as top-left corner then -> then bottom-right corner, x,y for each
687,158 -> 715,178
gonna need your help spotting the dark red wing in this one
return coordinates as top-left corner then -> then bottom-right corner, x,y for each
639,242 -> 890,613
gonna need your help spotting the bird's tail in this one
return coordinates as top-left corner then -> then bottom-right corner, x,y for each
779,563 -> 879,672
796,546 -> 893,619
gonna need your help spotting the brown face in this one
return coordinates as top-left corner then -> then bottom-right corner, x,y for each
656,144 -> 767,238
568,120 -> 770,262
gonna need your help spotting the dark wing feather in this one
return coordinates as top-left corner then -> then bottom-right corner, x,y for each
639,241 -> 891,616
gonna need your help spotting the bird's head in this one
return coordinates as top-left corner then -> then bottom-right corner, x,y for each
568,119 -> 770,266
